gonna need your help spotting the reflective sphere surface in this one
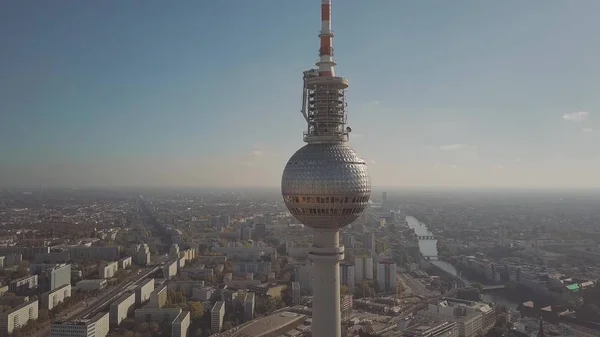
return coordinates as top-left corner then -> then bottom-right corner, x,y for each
281,143 -> 371,229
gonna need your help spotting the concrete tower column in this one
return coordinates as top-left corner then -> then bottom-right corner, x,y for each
309,229 -> 344,337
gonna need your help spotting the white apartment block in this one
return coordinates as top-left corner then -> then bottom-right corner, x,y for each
179,248 -> 197,261
51,311 -> 109,337
136,278 -> 154,304
118,256 -> 132,270
163,260 -> 178,280
211,301 -> 225,334
109,292 -> 135,328
172,310 -> 190,337
46,264 -> 72,291
148,285 -> 167,308
243,292 -> 255,321
41,284 -> 72,311
0,299 -> 39,335
99,261 -> 118,279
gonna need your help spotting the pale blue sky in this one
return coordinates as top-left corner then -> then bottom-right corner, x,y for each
1,0 -> 599,188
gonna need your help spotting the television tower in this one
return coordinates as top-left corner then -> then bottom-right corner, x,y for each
281,1 -> 371,336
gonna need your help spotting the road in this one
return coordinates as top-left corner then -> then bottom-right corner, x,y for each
32,266 -> 160,337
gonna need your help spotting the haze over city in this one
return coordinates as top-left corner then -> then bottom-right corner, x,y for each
2,0 -> 600,188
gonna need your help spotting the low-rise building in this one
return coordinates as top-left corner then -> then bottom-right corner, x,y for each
50,311 -> 109,337
75,279 -> 107,291
9,275 -> 38,293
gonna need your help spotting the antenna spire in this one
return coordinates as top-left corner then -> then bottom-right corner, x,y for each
317,0 -> 336,77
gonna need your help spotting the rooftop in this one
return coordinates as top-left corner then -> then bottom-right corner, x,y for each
217,311 -> 306,337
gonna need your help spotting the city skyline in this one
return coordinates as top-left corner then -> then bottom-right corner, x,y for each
2,0 -> 600,188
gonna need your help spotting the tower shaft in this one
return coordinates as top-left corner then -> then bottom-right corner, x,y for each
310,229 -> 343,337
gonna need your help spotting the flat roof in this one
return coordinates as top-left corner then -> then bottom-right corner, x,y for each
229,311 -> 306,337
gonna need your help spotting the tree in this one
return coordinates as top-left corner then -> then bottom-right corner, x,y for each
471,282 -> 484,292
188,301 -> 204,322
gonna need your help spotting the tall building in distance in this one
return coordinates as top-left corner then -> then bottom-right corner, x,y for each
280,1 -> 371,336
363,232 -> 375,251
355,255 -> 374,282
377,260 -> 398,293
382,192 -> 387,204
340,263 -> 355,289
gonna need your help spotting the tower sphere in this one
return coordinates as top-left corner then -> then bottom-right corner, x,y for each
281,143 -> 371,229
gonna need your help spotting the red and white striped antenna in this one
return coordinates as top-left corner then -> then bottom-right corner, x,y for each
317,0 -> 336,77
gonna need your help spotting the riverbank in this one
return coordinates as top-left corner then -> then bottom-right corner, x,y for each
405,215 -> 520,310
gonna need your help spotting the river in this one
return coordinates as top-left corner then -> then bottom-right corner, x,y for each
405,215 -> 519,310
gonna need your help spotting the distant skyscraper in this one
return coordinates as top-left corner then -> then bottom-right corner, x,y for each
340,263 -> 355,289
377,261 -> 397,293
382,192 -> 387,204
363,232 -> 375,251
354,255 -> 373,282
342,233 -> 355,250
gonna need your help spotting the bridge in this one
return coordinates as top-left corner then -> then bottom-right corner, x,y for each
417,235 -> 436,240
482,285 -> 506,291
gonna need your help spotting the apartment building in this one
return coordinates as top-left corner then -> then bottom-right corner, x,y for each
211,301 -> 225,333
0,299 -> 39,335
41,284 -> 72,310
109,292 -> 135,328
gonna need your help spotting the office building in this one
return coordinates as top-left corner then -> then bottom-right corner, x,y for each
423,298 -> 495,337
51,311 -> 109,337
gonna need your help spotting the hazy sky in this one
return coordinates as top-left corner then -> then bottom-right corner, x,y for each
1,0 -> 600,188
